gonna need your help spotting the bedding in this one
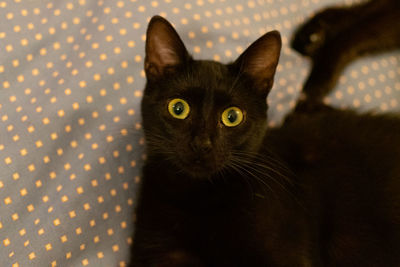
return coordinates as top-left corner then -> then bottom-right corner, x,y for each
0,0 -> 399,266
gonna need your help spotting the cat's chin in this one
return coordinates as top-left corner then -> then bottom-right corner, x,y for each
178,161 -> 222,179
181,167 -> 216,179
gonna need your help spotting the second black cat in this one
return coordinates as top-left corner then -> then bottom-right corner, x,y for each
292,0 -> 400,109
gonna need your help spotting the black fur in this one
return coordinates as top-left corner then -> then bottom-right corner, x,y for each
130,13 -> 400,266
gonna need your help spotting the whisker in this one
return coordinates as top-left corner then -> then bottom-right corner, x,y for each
231,155 -> 291,186
228,159 -> 276,196
232,158 -> 294,203
223,162 -> 256,198
227,150 -> 307,207
232,150 -> 294,179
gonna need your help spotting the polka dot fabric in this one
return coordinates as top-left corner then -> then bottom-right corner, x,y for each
0,0 -> 398,266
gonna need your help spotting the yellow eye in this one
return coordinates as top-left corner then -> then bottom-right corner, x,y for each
168,98 -> 190,119
221,107 -> 244,127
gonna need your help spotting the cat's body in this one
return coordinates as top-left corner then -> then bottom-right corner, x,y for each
267,110 -> 400,266
130,11 -> 400,267
291,0 -> 400,108
133,108 -> 400,266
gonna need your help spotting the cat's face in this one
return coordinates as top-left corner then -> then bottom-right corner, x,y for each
142,16 -> 281,178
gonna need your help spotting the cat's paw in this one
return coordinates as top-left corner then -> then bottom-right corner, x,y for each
148,251 -> 204,267
291,8 -> 349,58
130,250 -> 204,267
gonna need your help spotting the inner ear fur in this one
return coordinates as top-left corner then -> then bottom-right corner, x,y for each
233,31 -> 282,96
145,16 -> 190,79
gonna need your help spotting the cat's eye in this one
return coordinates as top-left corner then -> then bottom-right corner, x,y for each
221,107 -> 244,127
168,98 -> 190,119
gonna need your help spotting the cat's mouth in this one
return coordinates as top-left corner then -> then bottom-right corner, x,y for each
177,154 -> 225,178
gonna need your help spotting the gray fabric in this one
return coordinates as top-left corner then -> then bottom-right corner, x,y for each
0,0 -> 398,266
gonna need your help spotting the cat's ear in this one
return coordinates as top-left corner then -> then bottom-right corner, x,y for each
233,31 -> 282,96
145,16 -> 189,80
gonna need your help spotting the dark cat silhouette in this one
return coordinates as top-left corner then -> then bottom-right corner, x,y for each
130,15 -> 400,266
291,0 -> 400,110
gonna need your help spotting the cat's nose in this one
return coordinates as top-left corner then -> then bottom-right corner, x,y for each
190,136 -> 212,154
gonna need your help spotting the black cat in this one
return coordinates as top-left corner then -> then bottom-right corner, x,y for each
291,0 -> 400,109
130,15 -> 400,266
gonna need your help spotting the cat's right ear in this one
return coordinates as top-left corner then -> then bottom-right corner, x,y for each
145,16 -> 189,80
232,31 -> 282,97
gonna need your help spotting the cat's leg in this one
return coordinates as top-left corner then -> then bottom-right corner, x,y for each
158,250 -> 204,267
130,247 -> 204,267
130,225 -> 205,267
295,9 -> 400,112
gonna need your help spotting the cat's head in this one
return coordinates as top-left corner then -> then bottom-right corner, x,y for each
142,16 -> 281,178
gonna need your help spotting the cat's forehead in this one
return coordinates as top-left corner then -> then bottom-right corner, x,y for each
166,60 -> 241,104
177,60 -> 238,93
192,60 -> 228,76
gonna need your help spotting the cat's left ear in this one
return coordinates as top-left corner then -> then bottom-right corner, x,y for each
233,31 -> 282,96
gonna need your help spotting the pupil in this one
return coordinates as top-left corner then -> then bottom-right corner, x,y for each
227,110 -> 237,123
173,102 -> 184,115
